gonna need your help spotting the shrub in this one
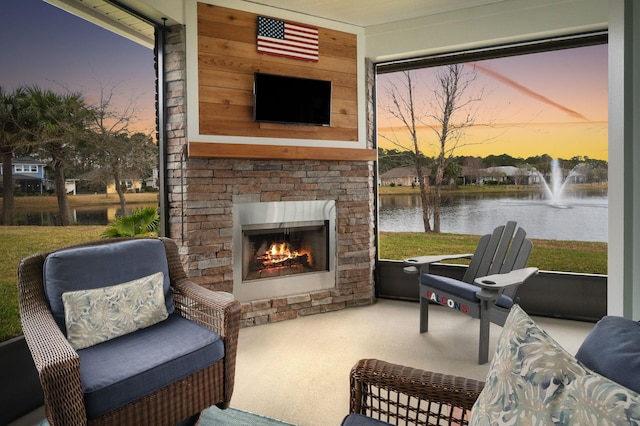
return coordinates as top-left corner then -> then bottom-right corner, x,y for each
102,206 -> 159,238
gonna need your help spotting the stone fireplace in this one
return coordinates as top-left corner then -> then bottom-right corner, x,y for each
233,200 -> 336,302
163,25 -> 376,327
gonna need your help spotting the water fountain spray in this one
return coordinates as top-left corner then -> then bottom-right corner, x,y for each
537,159 -> 580,207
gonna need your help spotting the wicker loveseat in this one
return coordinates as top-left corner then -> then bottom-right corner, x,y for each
18,237 -> 241,426
345,305 -> 640,425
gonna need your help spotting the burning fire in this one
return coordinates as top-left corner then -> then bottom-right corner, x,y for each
258,241 -> 312,267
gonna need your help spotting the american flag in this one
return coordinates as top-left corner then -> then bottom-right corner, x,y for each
257,16 -> 319,62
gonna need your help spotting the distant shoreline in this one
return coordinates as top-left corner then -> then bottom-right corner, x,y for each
378,182 -> 608,196
3,186 -> 607,200
3,193 -> 159,211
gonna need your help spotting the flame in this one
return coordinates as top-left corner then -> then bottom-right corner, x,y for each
258,241 -> 312,267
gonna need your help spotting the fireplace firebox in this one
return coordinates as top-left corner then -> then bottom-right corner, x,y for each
233,200 -> 336,301
242,221 -> 329,281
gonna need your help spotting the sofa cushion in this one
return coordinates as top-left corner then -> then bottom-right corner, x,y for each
576,315 -> 640,394
62,272 -> 168,350
421,274 -> 513,309
470,304 -> 640,424
78,313 -> 224,419
44,239 -> 174,333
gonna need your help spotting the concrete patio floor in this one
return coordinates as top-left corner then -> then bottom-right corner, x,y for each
11,299 -> 595,426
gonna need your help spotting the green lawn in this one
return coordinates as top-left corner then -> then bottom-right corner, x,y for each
0,226 -> 105,341
0,225 -> 607,342
8,192 -> 158,211
379,232 -> 607,274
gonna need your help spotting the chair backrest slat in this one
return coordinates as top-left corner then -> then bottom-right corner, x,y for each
462,221 -> 532,284
464,224 -> 509,282
462,233 -> 492,283
499,227 -> 527,273
488,221 -> 517,275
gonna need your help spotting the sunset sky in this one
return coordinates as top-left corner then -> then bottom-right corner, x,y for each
1,1 -> 607,161
377,44 -> 608,161
0,0 -> 156,136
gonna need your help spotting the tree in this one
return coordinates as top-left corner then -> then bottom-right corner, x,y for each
439,160 -> 462,186
89,132 -> 157,213
378,148 -> 422,174
0,87 -> 21,224
0,87 -> 34,224
425,64 -> 485,232
379,64 -> 486,232
23,87 -> 90,225
86,84 -> 156,213
525,154 -> 553,176
463,156 -> 485,185
379,71 -> 432,231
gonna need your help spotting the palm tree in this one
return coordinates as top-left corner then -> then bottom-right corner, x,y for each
0,87 -> 32,225
0,87 -> 16,225
23,87 -> 90,225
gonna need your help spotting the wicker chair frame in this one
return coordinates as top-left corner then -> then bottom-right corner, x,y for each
17,237 -> 241,426
349,359 -> 485,425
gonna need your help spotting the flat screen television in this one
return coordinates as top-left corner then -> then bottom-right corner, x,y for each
253,73 -> 332,126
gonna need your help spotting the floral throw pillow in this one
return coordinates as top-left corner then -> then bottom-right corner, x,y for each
470,304 -> 640,425
62,272 -> 168,350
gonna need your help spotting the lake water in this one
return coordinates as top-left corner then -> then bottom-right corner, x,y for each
16,192 -> 608,242
379,189 -> 608,242
13,204 -> 151,226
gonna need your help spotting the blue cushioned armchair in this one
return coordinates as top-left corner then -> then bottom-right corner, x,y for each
17,237 -> 241,426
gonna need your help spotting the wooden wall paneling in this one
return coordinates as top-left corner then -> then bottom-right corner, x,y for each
196,3 -> 359,143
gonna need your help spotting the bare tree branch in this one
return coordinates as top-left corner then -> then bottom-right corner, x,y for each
378,64 -> 488,232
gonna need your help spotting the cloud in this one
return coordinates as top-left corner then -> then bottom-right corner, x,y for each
474,63 -> 590,121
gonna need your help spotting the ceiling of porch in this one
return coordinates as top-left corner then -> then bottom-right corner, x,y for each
238,0 -> 508,27
45,0 -> 512,48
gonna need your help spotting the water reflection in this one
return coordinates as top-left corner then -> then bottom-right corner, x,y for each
379,189 -> 608,242
13,204 -> 153,226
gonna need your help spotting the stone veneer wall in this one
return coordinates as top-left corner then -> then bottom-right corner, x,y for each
164,25 -> 377,327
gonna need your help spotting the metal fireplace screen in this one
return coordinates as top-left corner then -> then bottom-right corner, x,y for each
242,220 -> 329,281
233,199 -> 336,301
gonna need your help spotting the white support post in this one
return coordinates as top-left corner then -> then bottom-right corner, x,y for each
608,0 -> 640,319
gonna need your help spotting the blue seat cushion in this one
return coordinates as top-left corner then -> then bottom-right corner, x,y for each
341,414 -> 392,425
576,316 -> 640,394
78,314 -> 224,419
43,239 -> 174,333
420,274 -> 513,309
